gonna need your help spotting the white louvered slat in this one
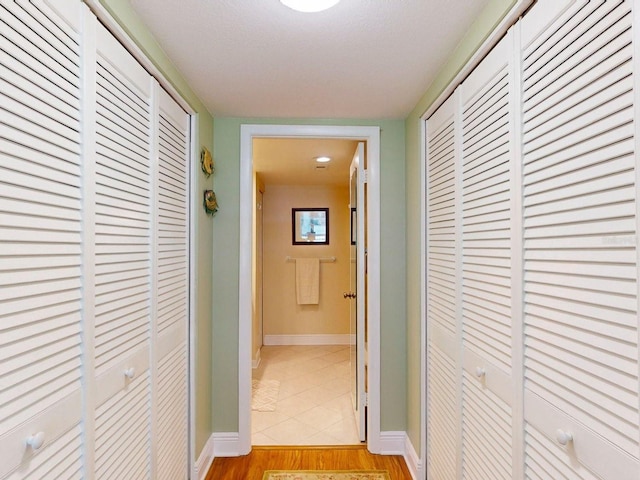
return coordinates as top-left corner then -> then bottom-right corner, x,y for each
428,98 -> 457,338
157,92 -> 189,335
461,372 -> 512,480
427,341 -> 457,480
156,341 -> 188,480
0,1 -> 83,478
5,425 -> 83,480
524,423 -> 600,480
462,47 -> 512,373
94,373 -> 151,480
152,87 -> 189,479
522,0 -> 640,474
458,31 -> 516,480
426,94 -> 459,480
94,41 -> 151,375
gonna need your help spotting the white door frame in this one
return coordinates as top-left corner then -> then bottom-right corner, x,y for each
238,124 -> 382,454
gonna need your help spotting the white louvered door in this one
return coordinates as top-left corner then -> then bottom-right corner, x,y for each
92,21 -> 153,480
154,87 -> 189,480
521,0 -> 640,478
426,1 -> 640,479
0,2 -> 191,478
0,1 -> 84,478
426,94 -> 460,480
459,31 -> 517,480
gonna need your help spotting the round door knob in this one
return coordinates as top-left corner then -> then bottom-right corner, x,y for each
26,432 -> 45,450
475,367 -> 486,378
124,367 -> 135,379
556,429 -> 573,445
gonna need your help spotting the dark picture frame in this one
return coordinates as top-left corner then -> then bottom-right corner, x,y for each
350,208 -> 357,245
292,208 -> 329,245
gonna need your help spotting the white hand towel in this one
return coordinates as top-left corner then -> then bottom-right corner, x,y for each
295,258 -> 320,305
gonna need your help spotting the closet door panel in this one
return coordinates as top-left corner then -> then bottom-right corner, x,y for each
93,22 -> 152,479
0,1 -> 83,478
427,342 -> 458,480
461,373 -> 512,480
155,88 -> 189,480
459,32 -> 514,480
426,95 -> 459,480
156,342 -> 188,480
95,375 -> 150,479
522,0 -> 640,475
461,31 -> 512,377
525,390 -> 639,480
94,26 -> 152,377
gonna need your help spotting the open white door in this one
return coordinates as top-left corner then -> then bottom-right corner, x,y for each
349,142 -> 367,442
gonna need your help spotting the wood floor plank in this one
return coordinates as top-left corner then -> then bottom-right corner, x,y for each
205,445 -> 413,479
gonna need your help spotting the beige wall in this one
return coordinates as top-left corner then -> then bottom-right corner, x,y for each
262,185 -> 351,337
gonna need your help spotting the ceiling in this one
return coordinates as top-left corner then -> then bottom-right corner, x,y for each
129,0 -> 492,185
129,0 -> 492,119
253,138 -> 359,187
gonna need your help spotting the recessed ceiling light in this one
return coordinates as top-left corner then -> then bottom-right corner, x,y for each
316,156 -> 331,163
280,0 -> 341,13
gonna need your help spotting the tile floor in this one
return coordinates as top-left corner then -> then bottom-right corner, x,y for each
251,345 -> 362,446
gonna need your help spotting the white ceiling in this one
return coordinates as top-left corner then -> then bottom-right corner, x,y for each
129,0 -> 492,119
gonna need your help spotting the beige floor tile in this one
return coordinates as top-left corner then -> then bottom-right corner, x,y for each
252,345 -> 361,446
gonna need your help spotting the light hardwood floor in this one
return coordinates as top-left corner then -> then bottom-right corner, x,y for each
205,445 -> 413,479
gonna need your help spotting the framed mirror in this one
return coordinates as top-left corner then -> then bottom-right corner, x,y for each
292,208 -> 329,245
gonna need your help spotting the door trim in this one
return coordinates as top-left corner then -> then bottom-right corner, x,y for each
238,124 -> 381,454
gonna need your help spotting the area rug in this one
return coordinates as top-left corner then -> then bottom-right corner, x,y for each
252,379 -> 280,411
262,471 -> 390,480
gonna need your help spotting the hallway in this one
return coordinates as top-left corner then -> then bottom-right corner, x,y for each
251,345 -> 361,445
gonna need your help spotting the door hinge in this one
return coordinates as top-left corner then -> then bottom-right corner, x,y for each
362,169 -> 368,184
362,392 -> 369,407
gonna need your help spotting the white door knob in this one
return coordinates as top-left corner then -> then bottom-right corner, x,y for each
556,429 -> 573,445
475,367 -> 486,378
26,432 -> 45,450
124,367 -> 135,379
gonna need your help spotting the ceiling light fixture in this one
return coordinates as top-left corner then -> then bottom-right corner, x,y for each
280,0 -> 341,13
315,156 -> 331,163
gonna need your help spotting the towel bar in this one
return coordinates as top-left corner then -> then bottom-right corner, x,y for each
285,256 -> 336,263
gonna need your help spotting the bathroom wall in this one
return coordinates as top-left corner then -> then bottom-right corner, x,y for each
262,184 -> 351,341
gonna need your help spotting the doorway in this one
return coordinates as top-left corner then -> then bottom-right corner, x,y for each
238,124 -> 382,454
251,138 -> 359,446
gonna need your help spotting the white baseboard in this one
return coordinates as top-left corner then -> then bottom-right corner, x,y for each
252,347 -> 261,369
263,334 -> 352,345
379,431 -> 406,455
379,431 -> 422,480
193,434 -> 215,480
404,434 -> 423,480
212,432 -> 241,457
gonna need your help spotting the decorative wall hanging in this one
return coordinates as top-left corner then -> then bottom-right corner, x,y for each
203,190 -> 218,216
200,147 -> 214,177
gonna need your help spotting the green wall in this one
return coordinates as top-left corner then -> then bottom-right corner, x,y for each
403,0 -> 518,455
212,118 -> 407,433
98,0 -> 215,457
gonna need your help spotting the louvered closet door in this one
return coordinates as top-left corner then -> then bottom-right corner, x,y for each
459,31 -> 515,480
521,0 -> 640,478
0,1 -> 84,478
154,88 -> 189,480
426,94 -> 459,480
93,22 -> 153,480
